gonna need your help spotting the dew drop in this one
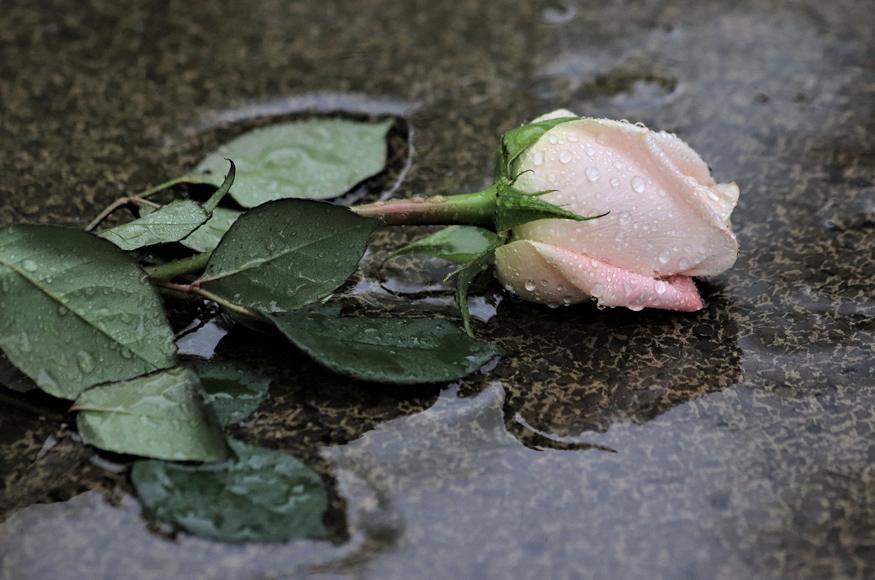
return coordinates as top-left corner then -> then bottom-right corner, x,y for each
658,250 -> 671,265
679,258 -> 691,270
655,280 -> 668,295
76,351 -> 96,374
618,211 -> 631,227
532,150 -> 545,166
631,176 -> 646,193
559,151 -> 572,164
585,166 -> 600,182
524,280 -> 537,292
548,135 -> 558,145
591,283 -> 605,297
22,260 -> 38,272
610,177 -> 620,188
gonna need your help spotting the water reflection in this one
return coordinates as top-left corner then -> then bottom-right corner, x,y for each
491,289 -> 742,442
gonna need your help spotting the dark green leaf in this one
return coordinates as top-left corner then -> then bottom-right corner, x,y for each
391,226 -> 499,265
132,439 -> 328,542
0,225 -> 177,399
192,360 -> 271,426
99,200 -> 209,251
180,207 -> 242,253
192,119 -> 393,207
201,199 -> 377,314
271,308 -> 501,384
495,182 -> 607,232
496,116 -> 578,180
73,367 -> 229,461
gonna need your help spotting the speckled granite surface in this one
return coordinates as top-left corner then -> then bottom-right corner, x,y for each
0,1 -> 873,579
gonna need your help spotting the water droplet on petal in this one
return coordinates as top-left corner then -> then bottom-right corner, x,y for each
524,280 -> 537,292
618,211 -> 631,227
22,260 -> 38,272
532,150 -> 545,166
610,177 -> 620,188
585,166 -> 600,182
559,151 -> 572,164
591,283 -> 605,297
631,176 -> 646,193
658,251 -> 671,265
655,280 -> 667,295
679,258 -> 691,270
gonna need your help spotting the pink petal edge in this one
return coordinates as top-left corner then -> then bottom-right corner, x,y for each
495,240 -> 704,312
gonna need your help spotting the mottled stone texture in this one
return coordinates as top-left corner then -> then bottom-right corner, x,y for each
0,1 -> 873,579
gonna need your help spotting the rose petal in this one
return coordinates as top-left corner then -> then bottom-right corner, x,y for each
495,240 -> 704,312
512,117 -> 738,278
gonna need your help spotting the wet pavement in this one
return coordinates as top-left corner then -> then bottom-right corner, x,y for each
1,0 -> 873,578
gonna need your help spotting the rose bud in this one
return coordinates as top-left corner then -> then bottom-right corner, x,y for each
493,109 -> 739,311
354,109 -> 740,332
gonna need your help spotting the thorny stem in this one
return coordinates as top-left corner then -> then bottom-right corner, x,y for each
84,196 -> 161,231
157,281 -> 265,321
84,174 -> 215,231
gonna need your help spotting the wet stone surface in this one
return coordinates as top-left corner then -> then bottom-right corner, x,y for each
0,0 -> 874,579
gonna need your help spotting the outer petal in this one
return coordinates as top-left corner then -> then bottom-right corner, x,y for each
495,240 -> 704,312
512,118 -> 738,277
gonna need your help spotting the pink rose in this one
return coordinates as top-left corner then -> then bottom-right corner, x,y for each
494,109 -> 739,311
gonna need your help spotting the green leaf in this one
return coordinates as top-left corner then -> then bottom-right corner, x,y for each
99,200 -> 209,251
0,225 -> 177,399
494,182 -> 608,232
73,367 -> 229,462
391,226 -> 499,265
101,161 -> 235,251
132,439 -> 328,542
495,116 -> 578,180
201,199 -> 377,314
180,207 -> 242,253
192,360 -> 271,426
191,119 -> 393,208
270,307 -> 501,384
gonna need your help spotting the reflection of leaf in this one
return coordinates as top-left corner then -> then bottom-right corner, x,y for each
73,367 -> 229,462
0,351 -> 36,393
192,119 -> 392,207
392,226 -> 499,265
181,207 -> 242,253
132,439 -> 328,542
271,307 -> 502,384
0,225 -> 177,399
192,360 -> 271,426
99,201 -> 209,251
201,199 -> 377,314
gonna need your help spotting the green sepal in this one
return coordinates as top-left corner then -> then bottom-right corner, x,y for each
494,116 -> 578,181
495,182 -> 608,233
390,225 -> 499,265
446,233 -> 504,337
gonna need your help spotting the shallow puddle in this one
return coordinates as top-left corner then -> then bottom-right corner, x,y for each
1,0 -> 873,579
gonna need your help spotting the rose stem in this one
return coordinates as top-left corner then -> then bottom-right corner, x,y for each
143,251 -> 212,281
352,186 -> 497,226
